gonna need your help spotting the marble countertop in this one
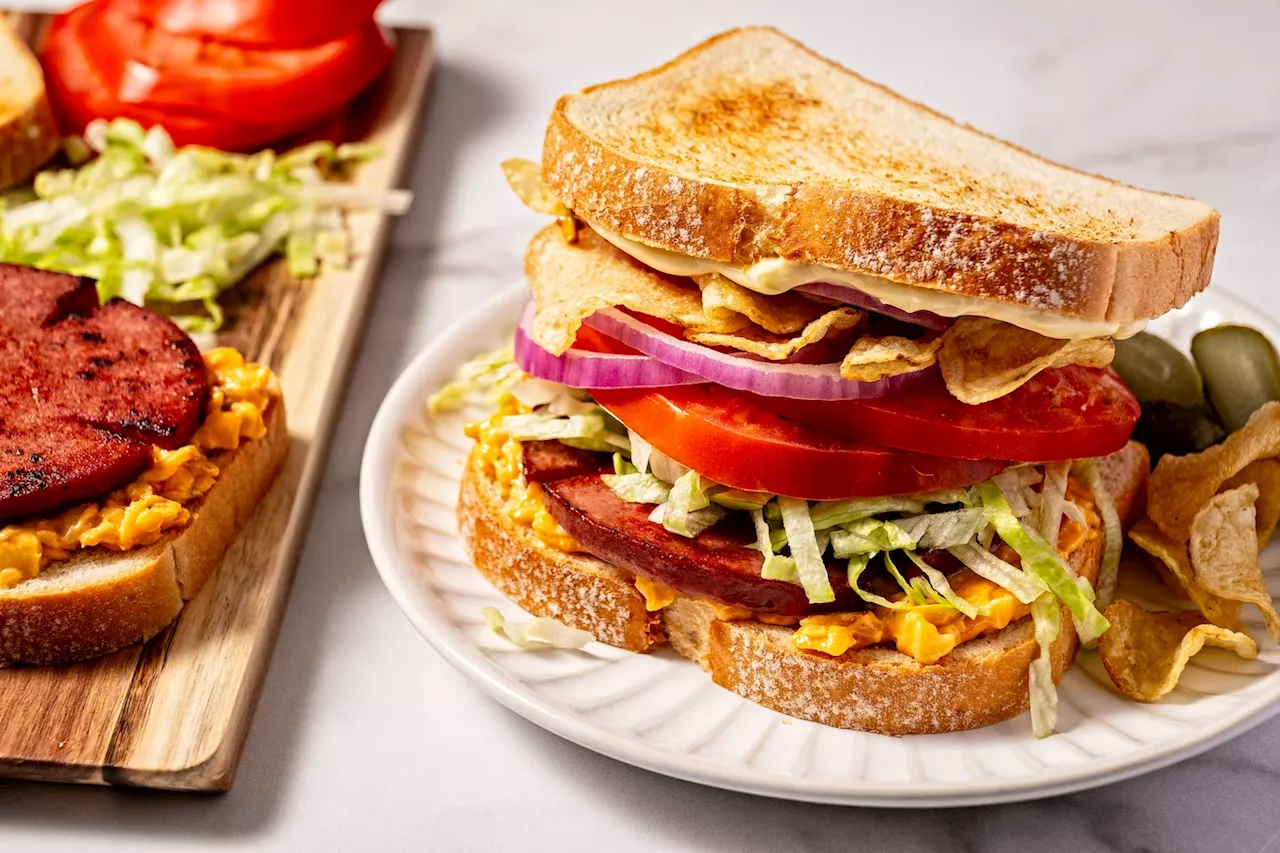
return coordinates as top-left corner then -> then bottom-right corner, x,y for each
6,0 -> 1280,850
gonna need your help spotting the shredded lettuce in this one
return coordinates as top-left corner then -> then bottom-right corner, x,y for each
649,502 -> 725,537
776,497 -> 833,604
1038,461 -> 1071,548
500,413 -> 605,442
948,543 -> 1048,605
482,607 -> 592,650
829,517 -> 916,558
903,550 -> 977,618
612,453 -> 638,475
976,483 -> 1109,644
1075,458 -> 1122,611
893,507 -> 987,550
648,448 -> 691,484
0,119 -> 407,332
882,550 -> 926,604
655,470 -> 724,537
626,428 -> 654,474
602,472 -> 670,505
428,346 -> 519,412
809,496 -> 928,530
991,469 -> 1034,519
748,506 -> 799,582
846,553 -> 911,610
1028,593 -> 1061,737
710,488 -> 772,511
509,377 -> 566,410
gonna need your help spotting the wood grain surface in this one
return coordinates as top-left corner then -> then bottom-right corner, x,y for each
0,15 -> 433,792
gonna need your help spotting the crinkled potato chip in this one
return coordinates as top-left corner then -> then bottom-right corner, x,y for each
937,316 -> 1115,405
840,335 -> 941,382
1098,600 -> 1257,702
687,306 -> 863,361
697,274 -> 830,335
502,158 -> 565,215
525,226 -> 747,355
1190,483 -> 1280,642
1129,517 -> 1245,632
1222,458 -> 1280,547
1148,402 -> 1280,542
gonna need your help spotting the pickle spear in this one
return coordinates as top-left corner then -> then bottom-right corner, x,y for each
1191,325 -> 1280,432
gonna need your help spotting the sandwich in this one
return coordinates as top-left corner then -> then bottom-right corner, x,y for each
447,27 -> 1219,735
0,264 -> 286,665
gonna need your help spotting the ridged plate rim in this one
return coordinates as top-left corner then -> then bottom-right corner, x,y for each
361,281 -> 1280,807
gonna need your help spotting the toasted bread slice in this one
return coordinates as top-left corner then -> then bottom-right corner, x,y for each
542,27 -> 1218,325
0,403 -> 288,666
0,18 -> 58,190
458,440 -> 1149,734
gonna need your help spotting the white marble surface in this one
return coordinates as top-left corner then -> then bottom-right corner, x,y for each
5,0 -> 1280,850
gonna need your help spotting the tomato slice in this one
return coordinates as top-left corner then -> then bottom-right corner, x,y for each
110,0 -> 383,49
80,2 -> 392,128
41,3 -> 353,149
593,385 -> 1011,500
768,366 -> 1140,462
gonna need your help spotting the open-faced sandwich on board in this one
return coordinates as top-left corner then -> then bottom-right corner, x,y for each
0,265 -> 286,666
432,27 -> 1238,736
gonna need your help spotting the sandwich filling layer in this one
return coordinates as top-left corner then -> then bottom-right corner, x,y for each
587,221 -> 1146,341
464,386 -> 1105,667
0,347 -> 277,588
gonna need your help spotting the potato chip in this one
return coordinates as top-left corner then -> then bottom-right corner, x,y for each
937,316 -> 1115,405
687,306 -> 863,361
839,335 -> 941,382
697,274 -> 830,335
1222,458 -> 1280,547
1128,517 -> 1245,632
1190,483 -> 1280,642
525,226 -> 746,355
1098,600 -> 1257,702
1148,402 -> 1280,542
502,158 -> 565,215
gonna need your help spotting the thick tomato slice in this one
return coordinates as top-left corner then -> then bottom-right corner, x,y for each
593,385 -> 1011,500
82,2 -> 392,128
41,3 -> 342,149
768,366 -> 1140,462
110,0 -> 383,49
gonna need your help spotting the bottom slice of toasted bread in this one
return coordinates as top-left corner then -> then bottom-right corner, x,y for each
0,404 -> 288,666
458,441 -> 1149,734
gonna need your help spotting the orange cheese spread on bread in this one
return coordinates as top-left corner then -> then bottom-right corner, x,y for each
466,400 -> 579,552
0,348 -> 276,588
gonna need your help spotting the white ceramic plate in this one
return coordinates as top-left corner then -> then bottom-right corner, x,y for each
361,282 -> 1280,807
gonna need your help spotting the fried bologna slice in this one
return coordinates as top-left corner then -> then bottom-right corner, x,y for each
458,440 -> 1149,734
0,404 -> 287,666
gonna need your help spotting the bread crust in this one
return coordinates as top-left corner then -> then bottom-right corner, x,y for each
458,447 -> 665,652
0,20 -> 59,191
541,27 -> 1218,324
0,403 -> 288,666
458,439 -> 1149,734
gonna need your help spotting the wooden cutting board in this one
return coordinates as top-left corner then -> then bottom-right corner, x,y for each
0,14 -> 433,792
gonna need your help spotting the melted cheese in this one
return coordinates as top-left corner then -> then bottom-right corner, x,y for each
465,401 -> 580,553
0,347 -> 275,588
588,221 -> 1146,341
635,577 -> 676,612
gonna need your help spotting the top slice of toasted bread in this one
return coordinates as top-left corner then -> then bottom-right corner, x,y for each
542,27 -> 1219,325
0,18 -> 58,190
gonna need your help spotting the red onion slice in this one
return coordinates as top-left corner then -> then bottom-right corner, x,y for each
583,308 -> 935,400
797,282 -> 951,330
515,302 -> 704,388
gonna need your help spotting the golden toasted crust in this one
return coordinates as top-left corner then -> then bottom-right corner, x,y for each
0,404 -> 288,666
0,20 -> 59,190
458,447 -> 664,652
541,27 -> 1218,324
458,440 -> 1149,733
